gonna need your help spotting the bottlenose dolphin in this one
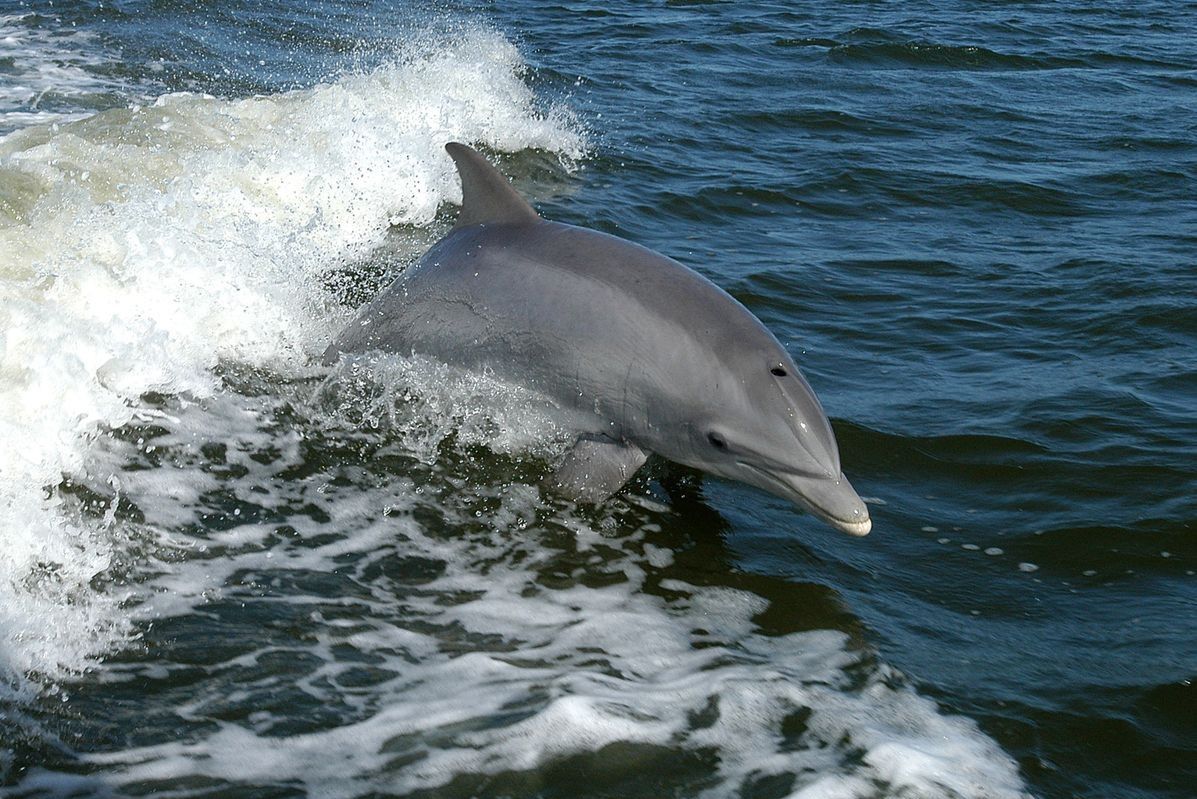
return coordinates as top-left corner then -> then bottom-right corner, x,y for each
324,143 -> 871,535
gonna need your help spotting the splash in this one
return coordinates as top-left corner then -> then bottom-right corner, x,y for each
0,25 -> 584,699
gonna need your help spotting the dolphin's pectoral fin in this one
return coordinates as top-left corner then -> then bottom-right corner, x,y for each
545,437 -> 648,504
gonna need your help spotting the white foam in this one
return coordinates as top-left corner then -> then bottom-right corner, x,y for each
1,21 -> 1030,797
0,13 -> 130,132
0,26 -> 584,698
6,336 -> 1028,797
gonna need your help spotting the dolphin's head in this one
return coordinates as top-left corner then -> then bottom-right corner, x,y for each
667,350 -> 871,536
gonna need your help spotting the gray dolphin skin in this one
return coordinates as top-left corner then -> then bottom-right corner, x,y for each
324,143 -> 871,536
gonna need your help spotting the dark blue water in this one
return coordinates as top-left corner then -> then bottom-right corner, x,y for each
1,2 -> 1194,798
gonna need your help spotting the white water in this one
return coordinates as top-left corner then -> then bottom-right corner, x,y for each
1,19 -> 1031,798
21,367 -> 1029,798
0,12 -> 135,133
0,25 -> 583,700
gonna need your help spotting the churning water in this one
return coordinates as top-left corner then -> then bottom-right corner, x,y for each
1,2 -> 1193,798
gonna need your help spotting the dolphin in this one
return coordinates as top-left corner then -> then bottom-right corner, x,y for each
324,143 -> 871,535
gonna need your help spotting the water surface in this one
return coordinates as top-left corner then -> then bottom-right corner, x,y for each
1,2 -> 1194,797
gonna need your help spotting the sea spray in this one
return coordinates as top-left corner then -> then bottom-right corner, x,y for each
0,26 -> 584,698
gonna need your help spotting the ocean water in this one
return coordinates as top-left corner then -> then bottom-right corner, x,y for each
1,1 -> 1193,797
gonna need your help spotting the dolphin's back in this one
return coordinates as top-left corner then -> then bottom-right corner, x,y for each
327,141 -> 780,395
324,219 -> 786,431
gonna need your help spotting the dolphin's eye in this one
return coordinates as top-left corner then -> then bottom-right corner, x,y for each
707,433 -> 728,450
770,366 -> 788,377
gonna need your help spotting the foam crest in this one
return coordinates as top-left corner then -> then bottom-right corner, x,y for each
0,26 -> 583,695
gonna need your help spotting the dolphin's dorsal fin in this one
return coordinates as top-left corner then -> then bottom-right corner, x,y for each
445,142 -> 540,229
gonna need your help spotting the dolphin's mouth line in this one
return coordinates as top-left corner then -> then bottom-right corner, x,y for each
733,457 -> 829,482
736,461 -> 866,528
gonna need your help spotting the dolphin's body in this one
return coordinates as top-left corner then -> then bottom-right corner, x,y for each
324,143 -> 871,535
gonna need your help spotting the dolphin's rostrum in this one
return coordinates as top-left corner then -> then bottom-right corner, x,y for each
324,143 -> 871,536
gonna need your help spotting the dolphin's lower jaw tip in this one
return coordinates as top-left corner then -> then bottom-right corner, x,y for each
739,463 -> 872,536
831,514 -> 872,537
